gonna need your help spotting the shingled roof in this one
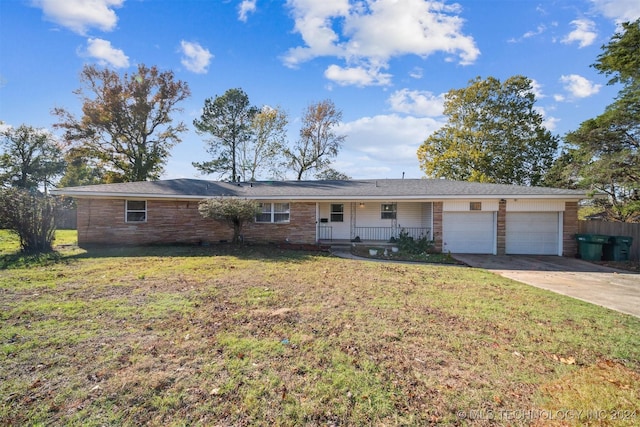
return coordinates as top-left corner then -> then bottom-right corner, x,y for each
51,179 -> 588,200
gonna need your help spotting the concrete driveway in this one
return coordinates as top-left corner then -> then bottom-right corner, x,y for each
452,255 -> 640,318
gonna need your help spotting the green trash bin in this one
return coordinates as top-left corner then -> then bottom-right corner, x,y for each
603,236 -> 633,261
575,234 -> 608,261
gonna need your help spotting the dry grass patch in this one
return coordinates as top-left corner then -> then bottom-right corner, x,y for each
535,360 -> 640,426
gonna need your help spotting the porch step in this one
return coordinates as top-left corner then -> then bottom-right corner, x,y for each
329,242 -> 353,251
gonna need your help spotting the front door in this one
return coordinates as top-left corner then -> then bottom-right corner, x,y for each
318,203 -> 351,240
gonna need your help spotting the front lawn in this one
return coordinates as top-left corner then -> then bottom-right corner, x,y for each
1,238 -> 639,426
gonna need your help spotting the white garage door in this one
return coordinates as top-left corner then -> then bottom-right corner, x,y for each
506,212 -> 560,255
443,212 -> 495,254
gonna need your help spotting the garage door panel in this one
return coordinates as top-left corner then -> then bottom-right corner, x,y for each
443,212 -> 495,254
506,212 -> 559,255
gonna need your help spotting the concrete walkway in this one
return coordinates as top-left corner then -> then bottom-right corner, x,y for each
330,248 -> 640,318
452,255 -> 640,318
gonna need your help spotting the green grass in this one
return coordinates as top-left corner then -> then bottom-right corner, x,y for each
0,229 -> 80,269
0,229 -> 77,253
1,233 -> 639,426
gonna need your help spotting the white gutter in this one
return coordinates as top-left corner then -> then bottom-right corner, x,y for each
50,190 -> 588,201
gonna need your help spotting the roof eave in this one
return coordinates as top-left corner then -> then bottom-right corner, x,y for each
50,191 -> 588,201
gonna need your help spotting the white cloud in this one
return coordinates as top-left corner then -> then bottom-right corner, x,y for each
559,74 -> 602,98
543,116 -> 560,131
85,38 -> 129,68
387,89 -> 445,117
32,0 -> 123,35
180,41 -> 213,74
409,67 -> 423,79
562,19 -> 597,48
336,114 -> 445,178
529,79 -> 546,99
524,24 -> 547,39
534,106 -> 559,131
284,0 -> 479,87
283,1 -> 349,67
590,0 -> 640,23
507,24 -> 546,43
324,64 -> 392,87
238,0 -> 257,22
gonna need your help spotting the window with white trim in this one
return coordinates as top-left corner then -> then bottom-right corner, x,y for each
256,202 -> 290,223
330,204 -> 344,222
126,200 -> 147,222
381,203 -> 396,220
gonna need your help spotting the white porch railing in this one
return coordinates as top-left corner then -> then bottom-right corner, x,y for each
318,225 -> 333,241
352,227 -> 431,241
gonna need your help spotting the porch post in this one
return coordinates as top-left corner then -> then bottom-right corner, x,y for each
315,202 -> 319,243
350,202 -> 357,240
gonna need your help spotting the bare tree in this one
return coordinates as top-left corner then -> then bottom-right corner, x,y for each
285,100 -> 346,180
239,105 -> 288,181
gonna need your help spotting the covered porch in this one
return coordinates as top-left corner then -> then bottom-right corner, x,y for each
316,201 -> 432,243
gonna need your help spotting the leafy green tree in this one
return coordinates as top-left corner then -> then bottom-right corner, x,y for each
239,105 -> 288,181
285,100 -> 346,180
593,19 -> 640,86
417,75 -> 558,186
315,167 -> 350,180
554,19 -> 640,222
58,147 -> 105,188
0,124 -> 65,192
193,88 -> 259,182
563,107 -> 639,221
541,149 -> 580,189
54,64 -> 190,182
0,187 -> 57,253
198,197 -> 261,244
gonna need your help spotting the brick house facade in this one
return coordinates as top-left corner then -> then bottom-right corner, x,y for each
56,179 -> 587,256
77,199 -> 317,246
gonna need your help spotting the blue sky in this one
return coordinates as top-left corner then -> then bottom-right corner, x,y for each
1,0 -> 639,181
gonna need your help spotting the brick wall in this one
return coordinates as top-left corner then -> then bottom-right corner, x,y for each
76,199 -> 317,247
563,201 -> 578,257
497,199 -> 506,255
244,202 -> 316,244
432,202 -> 443,252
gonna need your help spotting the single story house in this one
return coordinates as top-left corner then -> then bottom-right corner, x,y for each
51,178 -> 588,256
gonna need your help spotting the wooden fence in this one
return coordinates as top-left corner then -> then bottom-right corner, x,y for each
55,208 -> 77,230
578,221 -> 639,261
